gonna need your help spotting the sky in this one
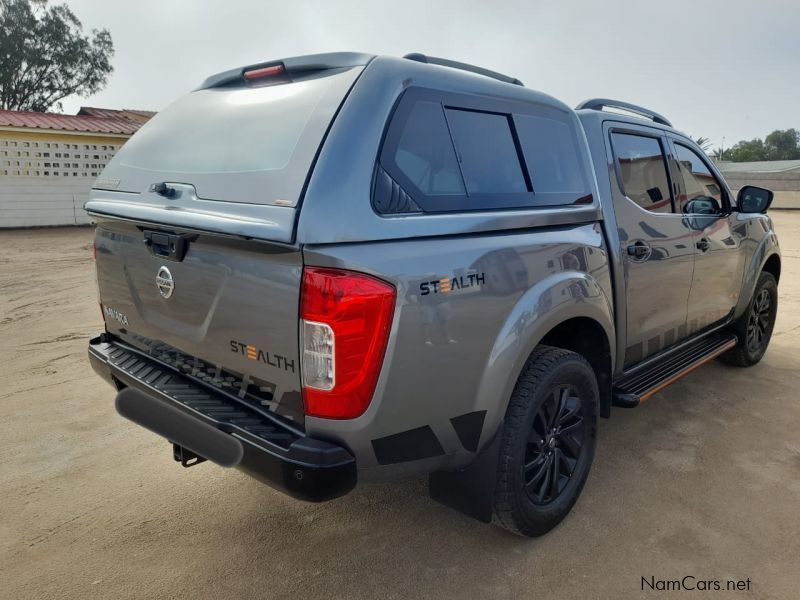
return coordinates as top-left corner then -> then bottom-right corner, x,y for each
60,0 -> 800,152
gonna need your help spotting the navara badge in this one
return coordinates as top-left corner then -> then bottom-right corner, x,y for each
156,266 -> 174,299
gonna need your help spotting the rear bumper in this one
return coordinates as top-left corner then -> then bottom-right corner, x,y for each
88,334 -> 356,502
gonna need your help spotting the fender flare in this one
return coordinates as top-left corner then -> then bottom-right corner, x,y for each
734,232 -> 780,320
470,270 -> 615,452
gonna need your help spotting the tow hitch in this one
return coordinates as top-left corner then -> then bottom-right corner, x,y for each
173,444 -> 207,467
93,340 -> 357,501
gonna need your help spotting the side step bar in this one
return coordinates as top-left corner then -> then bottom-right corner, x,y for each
612,333 -> 737,408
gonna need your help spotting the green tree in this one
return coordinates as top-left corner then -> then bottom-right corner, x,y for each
764,128 -> 800,160
726,138 -> 768,162
721,129 -> 800,162
0,0 -> 114,112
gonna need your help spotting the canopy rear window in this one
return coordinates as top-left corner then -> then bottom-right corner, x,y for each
107,67 -> 362,206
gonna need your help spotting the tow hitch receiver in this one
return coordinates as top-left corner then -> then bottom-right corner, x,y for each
173,444 -> 207,468
92,337 -> 357,501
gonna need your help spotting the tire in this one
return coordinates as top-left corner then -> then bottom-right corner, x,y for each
720,271 -> 778,367
493,345 -> 599,537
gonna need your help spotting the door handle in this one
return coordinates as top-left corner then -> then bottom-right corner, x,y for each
627,240 -> 651,260
696,238 -> 711,252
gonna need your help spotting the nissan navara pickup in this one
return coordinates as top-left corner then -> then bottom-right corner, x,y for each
87,52 -> 780,537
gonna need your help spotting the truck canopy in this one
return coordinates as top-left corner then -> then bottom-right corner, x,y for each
88,53 -> 372,242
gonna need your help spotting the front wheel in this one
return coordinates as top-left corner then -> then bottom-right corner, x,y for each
720,271 -> 778,367
493,345 -> 598,537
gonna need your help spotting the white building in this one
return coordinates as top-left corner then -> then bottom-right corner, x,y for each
0,107 -> 153,227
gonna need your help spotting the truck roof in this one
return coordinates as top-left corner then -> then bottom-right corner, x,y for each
197,51 -> 527,91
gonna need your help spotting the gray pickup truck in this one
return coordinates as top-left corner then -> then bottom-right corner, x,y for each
87,52 -> 780,537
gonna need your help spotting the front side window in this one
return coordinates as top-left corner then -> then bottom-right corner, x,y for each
612,132 -> 673,213
673,143 -> 723,214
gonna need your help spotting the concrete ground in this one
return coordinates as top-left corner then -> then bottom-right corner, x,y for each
1,213 -> 799,600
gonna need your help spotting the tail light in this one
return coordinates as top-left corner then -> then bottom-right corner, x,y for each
300,267 -> 396,419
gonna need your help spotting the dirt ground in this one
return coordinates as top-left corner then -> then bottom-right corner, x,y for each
1,213 -> 799,600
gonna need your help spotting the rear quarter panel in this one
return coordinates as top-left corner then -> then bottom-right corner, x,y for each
303,224 -> 613,479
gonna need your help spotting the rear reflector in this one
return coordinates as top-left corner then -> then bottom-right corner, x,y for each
300,267 -> 395,419
243,64 -> 285,80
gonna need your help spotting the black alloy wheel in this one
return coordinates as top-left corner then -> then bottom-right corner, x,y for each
524,384 -> 586,505
493,345 -> 598,537
746,288 -> 772,355
720,271 -> 777,367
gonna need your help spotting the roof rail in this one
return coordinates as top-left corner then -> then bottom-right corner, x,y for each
403,53 -> 524,86
576,98 -> 672,127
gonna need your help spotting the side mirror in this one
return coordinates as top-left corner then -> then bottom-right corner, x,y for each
683,197 -> 720,215
737,186 -> 773,213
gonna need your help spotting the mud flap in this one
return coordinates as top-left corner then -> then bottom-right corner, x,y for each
428,428 -> 502,523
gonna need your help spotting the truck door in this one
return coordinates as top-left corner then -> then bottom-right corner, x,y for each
607,126 -> 696,367
667,139 -> 747,335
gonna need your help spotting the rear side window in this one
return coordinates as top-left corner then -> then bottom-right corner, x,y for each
444,109 -> 526,194
611,133 -> 674,213
515,115 -> 585,193
376,88 -> 591,214
393,101 -> 464,195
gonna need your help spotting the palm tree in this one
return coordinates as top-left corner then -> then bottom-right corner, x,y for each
693,136 -> 713,153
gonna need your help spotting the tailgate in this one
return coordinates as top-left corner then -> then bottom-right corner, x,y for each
86,55 -> 374,427
95,217 -> 304,425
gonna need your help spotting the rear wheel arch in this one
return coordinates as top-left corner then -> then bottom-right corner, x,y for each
538,317 -> 613,418
473,274 -> 615,457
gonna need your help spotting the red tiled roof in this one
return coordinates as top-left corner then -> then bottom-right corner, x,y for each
77,106 -> 157,124
0,107 -> 153,135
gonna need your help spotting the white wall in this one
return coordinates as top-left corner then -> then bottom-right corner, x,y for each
1,133 -> 120,228
0,177 -> 96,227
